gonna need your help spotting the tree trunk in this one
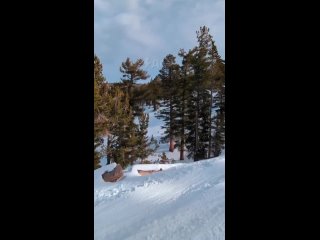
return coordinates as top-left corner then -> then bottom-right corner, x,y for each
195,110 -> 198,161
180,89 -> 185,160
169,138 -> 175,152
208,88 -> 213,158
169,94 -> 174,152
107,136 -> 111,164
194,89 -> 199,161
180,139 -> 185,160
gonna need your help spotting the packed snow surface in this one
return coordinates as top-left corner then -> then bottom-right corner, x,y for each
94,154 -> 225,240
95,105 -> 225,239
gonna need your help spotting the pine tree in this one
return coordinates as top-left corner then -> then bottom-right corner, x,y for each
120,58 -> 149,86
149,77 -> 163,110
142,77 -> 163,111
157,54 -> 180,152
173,49 -> 194,160
149,135 -> 159,153
136,113 -> 150,161
120,58 -> 149,115
211,59 -> 225,157
106,87 -> 138,168
135,114 -> 160,162
184,26 -> 215,161
196,26 -> 215,159
208,40 -> 225,158
94,25 -> 225,169
94,54 -> 109,169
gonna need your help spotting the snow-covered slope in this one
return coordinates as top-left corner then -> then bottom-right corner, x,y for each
94,154 -> 225,240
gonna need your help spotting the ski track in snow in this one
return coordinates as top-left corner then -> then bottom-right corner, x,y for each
94,156 -> 225,240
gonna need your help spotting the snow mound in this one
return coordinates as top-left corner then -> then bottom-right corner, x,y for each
94,155 -> 225,240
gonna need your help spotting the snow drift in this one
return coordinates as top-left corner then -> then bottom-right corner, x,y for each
94,154 -> 225,240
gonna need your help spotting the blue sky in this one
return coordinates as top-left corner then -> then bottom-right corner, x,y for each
95,0 -> 225,83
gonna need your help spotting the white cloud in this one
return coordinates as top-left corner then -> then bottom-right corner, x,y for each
126,0 -> 141,11
95,0 -> 225,82
94,0 -> 109,12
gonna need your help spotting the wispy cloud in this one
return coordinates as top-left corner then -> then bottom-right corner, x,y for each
95,0 -> 225,82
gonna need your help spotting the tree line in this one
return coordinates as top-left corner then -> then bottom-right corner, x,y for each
94,26 -> 225,169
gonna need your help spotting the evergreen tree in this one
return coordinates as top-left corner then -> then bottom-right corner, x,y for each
94,55 -> 109,169
184,27 -> 212,160
149,135 -> 159,153
208,39 -> 225,158
211,59 -> 225,157
196,26 -> 215,160
136,114 -> 160,162
157,54 -> 180,152
106,86 -> 138,168
120,58 -> 149,115
94,25 -> 225,169
174,49 -> 194,160
142,77 -> 163,110
136,113 -> 150,161
183,26 -> 221,161
120,58 -> 149,86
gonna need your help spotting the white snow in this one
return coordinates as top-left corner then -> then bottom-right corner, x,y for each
94,104 -> 225,240
145,105 -> 165,138
94,154 -> 225,240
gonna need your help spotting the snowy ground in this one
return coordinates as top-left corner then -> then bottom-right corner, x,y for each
94,155 -> 225,240
95,105 -> 225,240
